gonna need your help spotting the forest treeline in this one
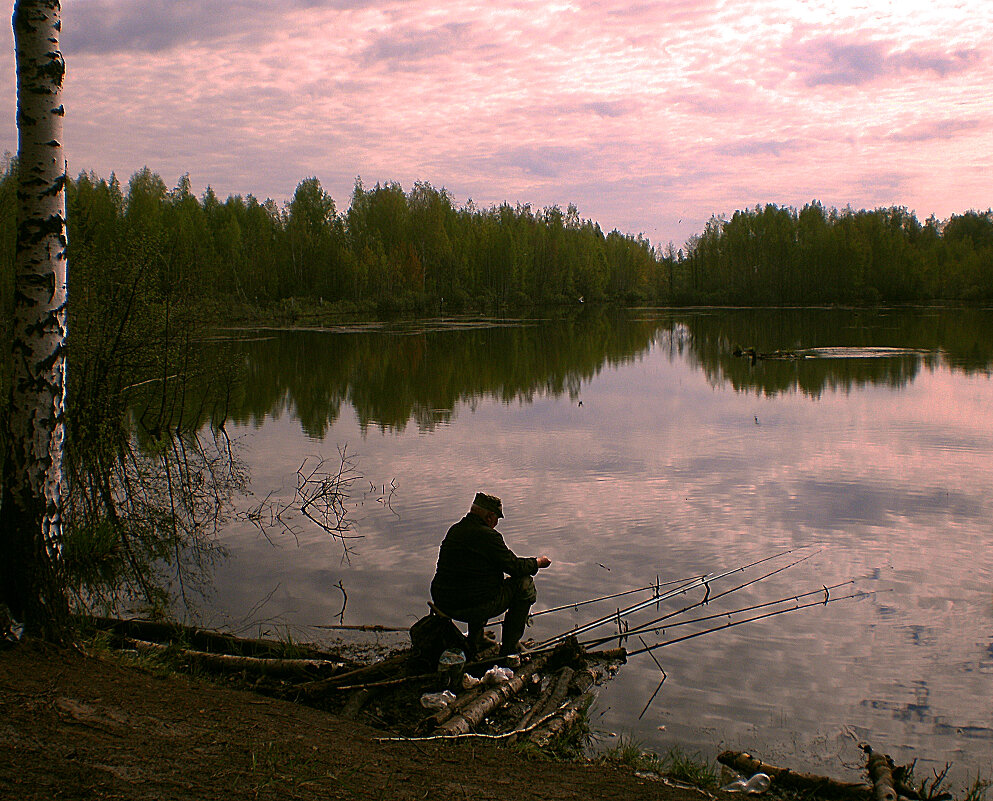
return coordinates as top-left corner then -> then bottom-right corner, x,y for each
3,159 -> 992,321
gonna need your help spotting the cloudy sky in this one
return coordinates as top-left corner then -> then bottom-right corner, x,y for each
1,0 -> 990,247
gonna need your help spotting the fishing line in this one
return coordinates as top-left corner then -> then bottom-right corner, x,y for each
529,574 -> 706,618
578,551 -> 829,648
529,547 -> 800,652
625,591 -> 866,657
581,579 -> 854,648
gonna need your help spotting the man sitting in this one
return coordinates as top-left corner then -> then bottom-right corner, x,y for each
430,492 -> 552,658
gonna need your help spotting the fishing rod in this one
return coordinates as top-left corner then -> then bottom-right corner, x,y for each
578,550 -> 826,649
625,590 -> 866,658
528,547 -> 801,652
581,580 -> 854,649
529,574 -> 707,618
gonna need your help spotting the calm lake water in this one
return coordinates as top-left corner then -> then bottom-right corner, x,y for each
202,307 -> 993,784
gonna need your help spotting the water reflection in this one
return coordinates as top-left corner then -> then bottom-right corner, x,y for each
193,307 -> 993,786
216,311 -> 663,436
205,308 -> 993,435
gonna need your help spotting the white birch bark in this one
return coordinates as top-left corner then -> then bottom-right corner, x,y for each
1,0 -> 68,634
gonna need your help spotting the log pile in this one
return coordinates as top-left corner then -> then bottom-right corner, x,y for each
83,616 -> 624,748
301,634 -> 623,745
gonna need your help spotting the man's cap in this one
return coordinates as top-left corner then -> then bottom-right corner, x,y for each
473,492 -> 504,518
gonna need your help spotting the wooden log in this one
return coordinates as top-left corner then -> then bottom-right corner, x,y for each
126,638 -> 345,678
522,666 -> 572,727
718,751 -> 872,800
294,651 -> 410,697
419,682 -> 490,732
512,670 -> 562,734
863,746 -> 897,801
528,688 -> 596,747
82,615 -> 344,661
585,647 -> 627,662
438,653 -> 550,736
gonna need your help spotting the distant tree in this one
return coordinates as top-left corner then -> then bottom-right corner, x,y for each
1,0 -> 69,638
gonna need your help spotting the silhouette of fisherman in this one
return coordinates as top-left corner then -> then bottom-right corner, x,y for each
430,492 -> 551,658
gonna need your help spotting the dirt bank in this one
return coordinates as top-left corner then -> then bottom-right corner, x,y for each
1,640 -> 712,801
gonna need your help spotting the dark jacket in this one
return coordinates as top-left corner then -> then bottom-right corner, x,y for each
430,512 -> 538,610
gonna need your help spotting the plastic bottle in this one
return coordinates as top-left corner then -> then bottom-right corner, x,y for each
437,649 -> 466,670
720,773 -> 771,794
437,648 -> 466,690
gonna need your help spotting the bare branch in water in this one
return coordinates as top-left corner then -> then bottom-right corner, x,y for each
239,444 -> 399,564
334,580 -> 347,624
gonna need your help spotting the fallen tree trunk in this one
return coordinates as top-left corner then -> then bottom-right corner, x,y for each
419,683 -> 490,732
540,666 -> 574,716
126,638 -> 344,678
512,668 -> 565,734
528,688 -> 596,747
82,616 -> 343,661
718,751 -> 872,800
294,651 -> 410,698
862,746 -> 897,801
438,653 -> 551,736
585,647 -> 626,662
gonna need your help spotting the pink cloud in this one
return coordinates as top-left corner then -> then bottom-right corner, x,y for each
0,0 -> 989,250
888,119 -> 982,143
794,36 -> 981,87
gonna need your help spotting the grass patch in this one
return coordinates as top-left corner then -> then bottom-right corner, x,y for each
598,738 -> 720,790
963,772 -> 992,801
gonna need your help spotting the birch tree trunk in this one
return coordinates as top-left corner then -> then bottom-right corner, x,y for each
0,0 -> 68,638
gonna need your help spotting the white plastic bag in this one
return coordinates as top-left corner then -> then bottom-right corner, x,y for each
419,690 -> 456,710
482,666 -> 514,685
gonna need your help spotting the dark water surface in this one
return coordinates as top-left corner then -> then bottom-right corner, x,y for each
205,308 -> 993,783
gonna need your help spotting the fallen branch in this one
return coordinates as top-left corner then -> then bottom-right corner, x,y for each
528,687 -> 596,747
419,683 -> 490,732
531,666 -> 573,723
512,668 -> 565,734
294,651 -> 410,697
310,623 -> 409,632
125,638 -> 344,678
81,616 -> 342,661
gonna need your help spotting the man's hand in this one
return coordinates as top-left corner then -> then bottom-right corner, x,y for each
536,556 -> 551,569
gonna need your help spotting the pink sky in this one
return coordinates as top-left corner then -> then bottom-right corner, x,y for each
2,0 -> 991,248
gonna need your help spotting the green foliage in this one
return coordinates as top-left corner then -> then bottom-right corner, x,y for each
598,738 -> 721,790
59,167 -> 993,311
682,203 -> 993,305
0,165 -> 250,620
963,772 -> 992,801
46,168 -> 667,316
661,744 -> 721,789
